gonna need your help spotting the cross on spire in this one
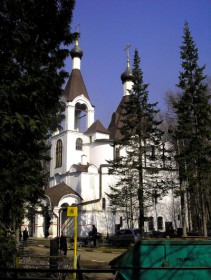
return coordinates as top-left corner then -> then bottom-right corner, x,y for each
74,24 -> 80,46
75,23 -> 80,33
124,44 -> 131,62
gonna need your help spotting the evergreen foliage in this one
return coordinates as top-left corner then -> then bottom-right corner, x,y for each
173,21 -> 211,236
0,0 -> 76,242
0,227 -> 16,268
107,49 -> 167,232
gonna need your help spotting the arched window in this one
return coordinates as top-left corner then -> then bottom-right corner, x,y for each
115,147 -> 120,159
148,216 -> 154,231
56,139 -> 62,168
120,216 -> 123,227
157,216 -> 163,230
151,145 -> 156,160
76,138 -> 83,150
102,198 -> 106,210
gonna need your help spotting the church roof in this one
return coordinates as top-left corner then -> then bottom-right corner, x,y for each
74,164 -> 89,172
107,95 -> 129,140
63,69 -> 90,102
45,182 -> 82,208
85,119 -> 110,135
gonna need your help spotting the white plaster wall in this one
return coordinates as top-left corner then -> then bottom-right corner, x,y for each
50,130 -> 90,181
80,171 -> 99,201
66,131 -> 86,168
64,173 -> 80,192
49,131 -> 67,177
89,142 -> 113,168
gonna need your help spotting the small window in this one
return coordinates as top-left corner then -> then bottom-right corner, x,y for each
148,216 -> 154,231
152,190 -> 158,204
115,147 -> 120,159
151,145 -> 155,160
157,216 -> 163,230
102,198 -> 106,210
76,138 -> 83,150
56,139 -> 62,168
120,216 -> 123,226
161,143 -> 166,167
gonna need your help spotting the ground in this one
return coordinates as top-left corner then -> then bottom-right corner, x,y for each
19,238 -> 125,280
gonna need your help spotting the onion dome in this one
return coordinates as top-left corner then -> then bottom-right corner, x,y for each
121,44 -> 134,83
120,59 -> 134,83
121,66 -> 134,83
70,45 -> 83,59
70,33 -> 83,59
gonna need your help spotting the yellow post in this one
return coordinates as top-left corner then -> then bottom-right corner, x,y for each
67,206 -> 78,279
73,214 -> 77,279
15,255 -> 19,268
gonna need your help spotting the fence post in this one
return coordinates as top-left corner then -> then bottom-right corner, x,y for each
50,237 -> 59,269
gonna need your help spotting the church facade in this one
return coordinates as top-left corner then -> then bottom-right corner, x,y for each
29,35 -> 180,239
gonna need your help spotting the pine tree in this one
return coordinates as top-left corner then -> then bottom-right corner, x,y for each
173,21 -> 211,236
108,49 -> 165,232
107,170 -> 139,228
0,0 -> 76,250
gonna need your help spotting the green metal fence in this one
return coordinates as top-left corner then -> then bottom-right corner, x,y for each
111,239 -> 211,279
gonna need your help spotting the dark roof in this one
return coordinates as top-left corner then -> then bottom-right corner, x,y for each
74,164 -> 89,172
107,95 -> 129,140
85,119 -> 110,135
45,182 -> 82,208
63,69 -> 90,102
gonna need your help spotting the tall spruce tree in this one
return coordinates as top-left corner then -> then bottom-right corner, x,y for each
108,171 -> 139,228
0,0 -> 76,257
173,21 -> 211,236
108,49 -> 165,232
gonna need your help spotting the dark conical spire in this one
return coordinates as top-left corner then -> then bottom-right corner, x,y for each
64,29 -> 90,101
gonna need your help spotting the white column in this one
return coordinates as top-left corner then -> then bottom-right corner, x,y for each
72,57 -> 81,70
49,207 -> 60,238
123,80 -> 133,96
65,103 -> 75,131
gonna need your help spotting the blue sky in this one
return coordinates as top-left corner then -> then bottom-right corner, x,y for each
66,0 -> 211,128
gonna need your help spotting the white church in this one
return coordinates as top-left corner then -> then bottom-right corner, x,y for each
28,35 -> 180,239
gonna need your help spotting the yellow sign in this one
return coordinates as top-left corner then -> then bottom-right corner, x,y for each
67,206 -> 78,217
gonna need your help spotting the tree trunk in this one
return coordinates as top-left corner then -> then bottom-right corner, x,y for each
181,189 -> 187,237
138,188 -> 144,231
202,193 -> 208,237
187,191 -> 192,232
